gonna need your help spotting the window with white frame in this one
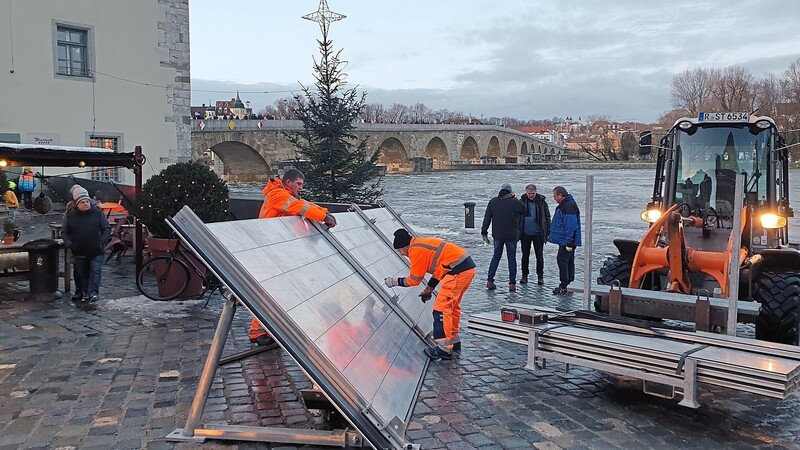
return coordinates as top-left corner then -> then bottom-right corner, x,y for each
56,26 -> 89,77
89,137 -> 121,182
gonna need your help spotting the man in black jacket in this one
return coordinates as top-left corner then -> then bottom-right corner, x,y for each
62,186 -> 110,303
519,184 -> 551,285
481,183 -> 525,291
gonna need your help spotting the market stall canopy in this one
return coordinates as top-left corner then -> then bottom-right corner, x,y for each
0,143 -> 138,168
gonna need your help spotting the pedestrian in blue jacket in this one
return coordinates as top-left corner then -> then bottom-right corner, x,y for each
18,167 -> 37,210
548,186 -> 581,294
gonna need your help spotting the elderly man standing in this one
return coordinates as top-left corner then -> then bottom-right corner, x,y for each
480,183 -> 525,291
548,186 -> 581,294
519,184 -> 551,285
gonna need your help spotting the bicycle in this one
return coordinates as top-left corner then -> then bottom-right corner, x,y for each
136,239 -> 224,302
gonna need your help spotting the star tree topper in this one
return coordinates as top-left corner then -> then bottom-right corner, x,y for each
302,0 -> 345,38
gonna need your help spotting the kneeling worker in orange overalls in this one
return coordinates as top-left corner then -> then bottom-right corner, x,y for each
384,228 -> 476,360
248,169 -> 337,345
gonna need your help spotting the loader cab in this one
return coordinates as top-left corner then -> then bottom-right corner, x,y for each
645,114 -> 790,249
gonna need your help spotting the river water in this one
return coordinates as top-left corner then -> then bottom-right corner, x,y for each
230,168 -> 800,287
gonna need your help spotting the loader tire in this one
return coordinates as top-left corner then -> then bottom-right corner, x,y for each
755,271 -> 800,345
595,256 -> 632,312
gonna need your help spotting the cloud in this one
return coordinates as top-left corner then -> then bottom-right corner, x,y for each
190,0 -> 800,123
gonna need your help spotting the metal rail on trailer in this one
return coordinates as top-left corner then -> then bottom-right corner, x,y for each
467,307 -> 800,407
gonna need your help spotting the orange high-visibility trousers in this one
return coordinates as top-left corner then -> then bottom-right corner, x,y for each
432,268 -> 475,349
249,318 -> 271,341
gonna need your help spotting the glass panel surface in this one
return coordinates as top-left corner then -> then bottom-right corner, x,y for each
199,212 -> 429,427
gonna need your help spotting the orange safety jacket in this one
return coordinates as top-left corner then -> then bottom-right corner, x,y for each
258,178 -> 328,221
402,237 -> 471,288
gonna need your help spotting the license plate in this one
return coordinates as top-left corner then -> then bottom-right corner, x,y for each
698,112 -> 750,122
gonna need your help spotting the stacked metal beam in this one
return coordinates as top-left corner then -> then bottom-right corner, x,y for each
467,310 -> 800,400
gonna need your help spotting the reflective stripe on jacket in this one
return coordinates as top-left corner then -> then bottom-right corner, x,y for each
403,237 -> 470,287
258,178 -> 328,221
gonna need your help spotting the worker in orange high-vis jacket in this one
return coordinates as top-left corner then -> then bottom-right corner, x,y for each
249,169 -> 337,346
384,228 -> 476,360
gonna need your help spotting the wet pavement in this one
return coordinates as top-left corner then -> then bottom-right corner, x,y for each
1,172 -> 800,449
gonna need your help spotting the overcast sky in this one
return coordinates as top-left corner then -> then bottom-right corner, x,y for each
190,0 -> 800,123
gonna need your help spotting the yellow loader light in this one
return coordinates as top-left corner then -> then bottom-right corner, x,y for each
641,208 -> 662,223
760,213 -> 787,229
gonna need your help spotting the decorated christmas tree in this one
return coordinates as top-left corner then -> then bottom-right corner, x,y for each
286,0 -> 383,204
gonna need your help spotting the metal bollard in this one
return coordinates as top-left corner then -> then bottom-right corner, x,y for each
463,202 -> 476,229
23,238 -> 63,302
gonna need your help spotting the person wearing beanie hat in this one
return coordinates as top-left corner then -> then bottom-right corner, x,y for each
249,168 -> 337,346
392,228 -> 412,249
480,182 -> 526,292
384,228 -> 476,360
61,185 -> 111,303
72,186 -> 91,203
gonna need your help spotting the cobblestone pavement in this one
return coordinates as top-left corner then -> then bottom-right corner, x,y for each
1,220 -> 799,449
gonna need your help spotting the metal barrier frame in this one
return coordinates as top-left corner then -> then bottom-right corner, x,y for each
164,207 -> 422,449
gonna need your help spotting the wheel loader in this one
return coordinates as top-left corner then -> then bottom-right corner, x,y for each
596,113 -> 800,344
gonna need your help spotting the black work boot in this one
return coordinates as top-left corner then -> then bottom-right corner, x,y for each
70,291 -> 84,302
519,275 -> 528,285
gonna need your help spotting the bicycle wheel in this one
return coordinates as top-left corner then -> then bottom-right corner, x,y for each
137,256 -> 191,301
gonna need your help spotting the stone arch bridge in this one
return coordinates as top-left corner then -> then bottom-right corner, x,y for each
191,119 -> 565,181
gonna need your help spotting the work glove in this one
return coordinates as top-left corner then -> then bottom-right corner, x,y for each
324,213 -> 337,228
566,246 -> 574,252
384,277 -> 400,288
481,234 -> 491,245
419,287 -> 433,303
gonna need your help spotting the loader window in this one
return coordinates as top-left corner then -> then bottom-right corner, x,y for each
675,125 -> 770,213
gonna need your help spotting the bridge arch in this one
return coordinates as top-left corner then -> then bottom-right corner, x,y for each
208,141 -> 271,182
460,136 -> 480,161
521,142 -> 528,155
506,139 -> 517,156
487,136 -> 501,158
424,137 -> 449,168
378,137 -> 409,163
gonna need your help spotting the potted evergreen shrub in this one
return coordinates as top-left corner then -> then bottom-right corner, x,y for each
137,161 -> 229,297
2,219 -> 15,245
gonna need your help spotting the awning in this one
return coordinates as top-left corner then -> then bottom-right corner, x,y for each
0,143 -> 138,169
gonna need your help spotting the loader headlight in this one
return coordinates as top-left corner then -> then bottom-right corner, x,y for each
641,208 -> 662,223
760,213 -> 787,229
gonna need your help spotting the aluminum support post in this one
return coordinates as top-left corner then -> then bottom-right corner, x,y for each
173,297 -> 237,440
583,175 -> 594,310
726,174 -> 745,335
678,358 -> 700,408
525,329 -> 540,371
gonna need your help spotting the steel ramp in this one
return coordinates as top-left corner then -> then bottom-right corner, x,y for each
166,206 -> 427,449
467,308 -> 800,405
